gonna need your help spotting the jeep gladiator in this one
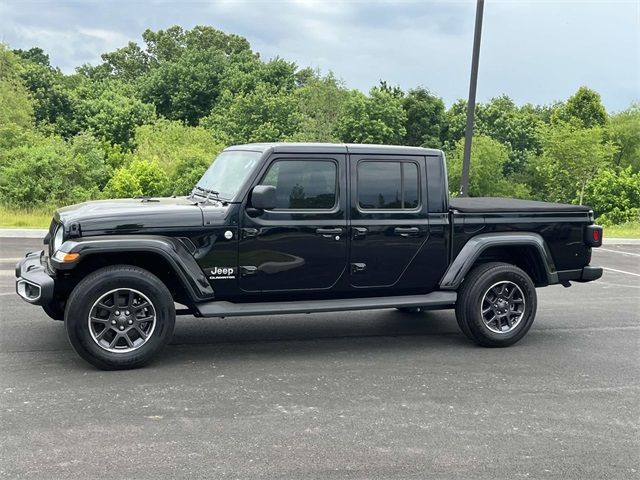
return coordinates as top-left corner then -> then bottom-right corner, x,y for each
15,143 -> 603,369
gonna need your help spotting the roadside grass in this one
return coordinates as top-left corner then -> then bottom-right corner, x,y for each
604,222 -> 640,239
0,206 -> 53,228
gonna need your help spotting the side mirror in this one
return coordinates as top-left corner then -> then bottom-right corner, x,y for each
250,185 -> 276,210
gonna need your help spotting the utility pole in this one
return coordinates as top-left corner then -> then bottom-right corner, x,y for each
460,0 -> 484,197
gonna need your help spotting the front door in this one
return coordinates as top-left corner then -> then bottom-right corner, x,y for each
349,155 -> 429,289
239,154 -> 348,293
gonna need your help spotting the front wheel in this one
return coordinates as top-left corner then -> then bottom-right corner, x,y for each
455,262 -> 537,347
65,265 -> 175,370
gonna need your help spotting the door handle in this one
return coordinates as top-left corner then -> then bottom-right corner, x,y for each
240,265 -> 257,276
352,227 -> 368,239
394,227 -> 420,237
316,227 -> 344,238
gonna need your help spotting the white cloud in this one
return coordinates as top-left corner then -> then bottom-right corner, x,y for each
1,0 -> 637,110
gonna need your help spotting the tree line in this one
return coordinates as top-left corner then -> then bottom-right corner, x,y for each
0,25 -> 638,225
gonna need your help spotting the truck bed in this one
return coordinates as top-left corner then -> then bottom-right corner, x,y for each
449,197 -> 592,213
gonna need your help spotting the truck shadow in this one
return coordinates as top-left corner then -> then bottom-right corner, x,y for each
160,309 -> 472,365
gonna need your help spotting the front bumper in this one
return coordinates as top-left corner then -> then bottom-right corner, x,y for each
557,265 -> 603,284
15,250 -> 55,305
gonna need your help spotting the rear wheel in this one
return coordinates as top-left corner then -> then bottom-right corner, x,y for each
455,262 -> 537,347
65,265 -> 175,370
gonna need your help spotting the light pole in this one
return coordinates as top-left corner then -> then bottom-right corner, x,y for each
460,0 -> 484,197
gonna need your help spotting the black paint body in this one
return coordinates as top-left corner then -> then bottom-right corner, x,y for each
21,143 -> 601,314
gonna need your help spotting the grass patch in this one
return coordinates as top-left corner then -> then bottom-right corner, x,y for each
604,222 -> 640,239
0,206 -> 53,228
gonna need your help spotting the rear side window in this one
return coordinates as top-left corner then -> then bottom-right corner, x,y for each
357,161 -> 420,210
262,160 -> 337,209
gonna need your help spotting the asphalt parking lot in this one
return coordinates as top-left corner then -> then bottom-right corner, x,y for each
1,236 -> 638,479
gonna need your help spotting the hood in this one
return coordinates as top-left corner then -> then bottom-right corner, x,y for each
55,197 -> 209,234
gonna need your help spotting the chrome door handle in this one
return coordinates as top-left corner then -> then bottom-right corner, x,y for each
316,227 -> 344,238
394,227 -> 420,237
352,227 -> 368,239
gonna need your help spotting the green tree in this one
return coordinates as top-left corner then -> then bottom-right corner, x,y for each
12,47 -> 75,135
446,135 -> 529,198
533,122 -> 618,204
0,46 -> 34,129
139,48 -> 227,125
201,84 -> 302,144
0,133 -> 108,206
103,159 -> 169,198
552,86 -> 607,128
72,81 -> 156,148
583,167 -> 640,225
402,87 -> 445,148
607,103 -> 640,171
335,88 -> 407,144
291,72 -> 348,142
134,119 -> 221,172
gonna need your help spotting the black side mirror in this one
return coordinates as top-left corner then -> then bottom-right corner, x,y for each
250,185 -> 277,210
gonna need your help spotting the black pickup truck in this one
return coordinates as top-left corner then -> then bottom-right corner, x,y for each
15,143 -> 603,369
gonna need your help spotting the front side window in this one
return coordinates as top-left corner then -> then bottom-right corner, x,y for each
357,161 -> 420,210
261,160 -> 337,209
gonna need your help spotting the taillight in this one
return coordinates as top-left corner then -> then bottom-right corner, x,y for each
585,225 -> 603,247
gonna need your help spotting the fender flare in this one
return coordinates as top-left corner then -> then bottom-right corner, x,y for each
439,232 -> 558,290
54,235 -> 214,301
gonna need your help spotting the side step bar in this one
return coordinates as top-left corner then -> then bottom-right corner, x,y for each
194,291 -> 457,318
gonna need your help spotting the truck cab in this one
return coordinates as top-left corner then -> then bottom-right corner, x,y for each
15,143 -> 603,369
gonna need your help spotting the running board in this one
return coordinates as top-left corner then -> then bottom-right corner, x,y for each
194,291 -> 457,318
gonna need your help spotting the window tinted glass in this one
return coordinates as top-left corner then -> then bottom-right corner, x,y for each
262,160 -> 337,209
403,163 -> 419,209
357,161 -> 420,209
358,162 -> 402,209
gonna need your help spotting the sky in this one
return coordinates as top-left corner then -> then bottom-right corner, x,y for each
1,0 -> 638,111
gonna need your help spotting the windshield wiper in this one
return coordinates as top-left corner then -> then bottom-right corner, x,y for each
190,186 -> 226,205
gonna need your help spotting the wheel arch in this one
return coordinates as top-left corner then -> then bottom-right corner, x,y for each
440,233 -> 559,290
53,235 -> 214,306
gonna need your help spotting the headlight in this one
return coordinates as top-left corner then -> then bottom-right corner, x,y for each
52,226 -> 64,252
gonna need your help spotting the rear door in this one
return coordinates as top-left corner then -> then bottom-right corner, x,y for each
238,153 -> 348,293
349,155 -> 429,289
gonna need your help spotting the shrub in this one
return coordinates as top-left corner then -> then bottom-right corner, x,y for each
0,133 -> 107,207
103,159 -> 169,198
584,167 -> 640,225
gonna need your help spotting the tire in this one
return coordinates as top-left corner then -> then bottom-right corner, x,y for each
65,265 -> 175,370
455,262 -> 537,347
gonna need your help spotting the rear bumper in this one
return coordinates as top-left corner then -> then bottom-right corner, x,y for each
557,265 -> 603,284
15,251 -> 55,306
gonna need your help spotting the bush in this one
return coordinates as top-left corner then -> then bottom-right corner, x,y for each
103,159 -> 169,198
0,133 -> 107,207
583,167 -> 640,225
446,135 -> 530,198
168,156 -> 210,196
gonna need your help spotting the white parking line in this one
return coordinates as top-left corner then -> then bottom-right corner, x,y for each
598,248 -> 640,257
602,267 -> 640,277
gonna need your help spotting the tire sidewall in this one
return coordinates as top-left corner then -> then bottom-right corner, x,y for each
464,267 -> 537,345
65,268 -> 175,369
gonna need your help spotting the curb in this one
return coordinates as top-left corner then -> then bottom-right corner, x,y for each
0,229 -> 48,238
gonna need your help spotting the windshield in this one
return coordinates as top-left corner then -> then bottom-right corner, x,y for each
195,150 -> 262,200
